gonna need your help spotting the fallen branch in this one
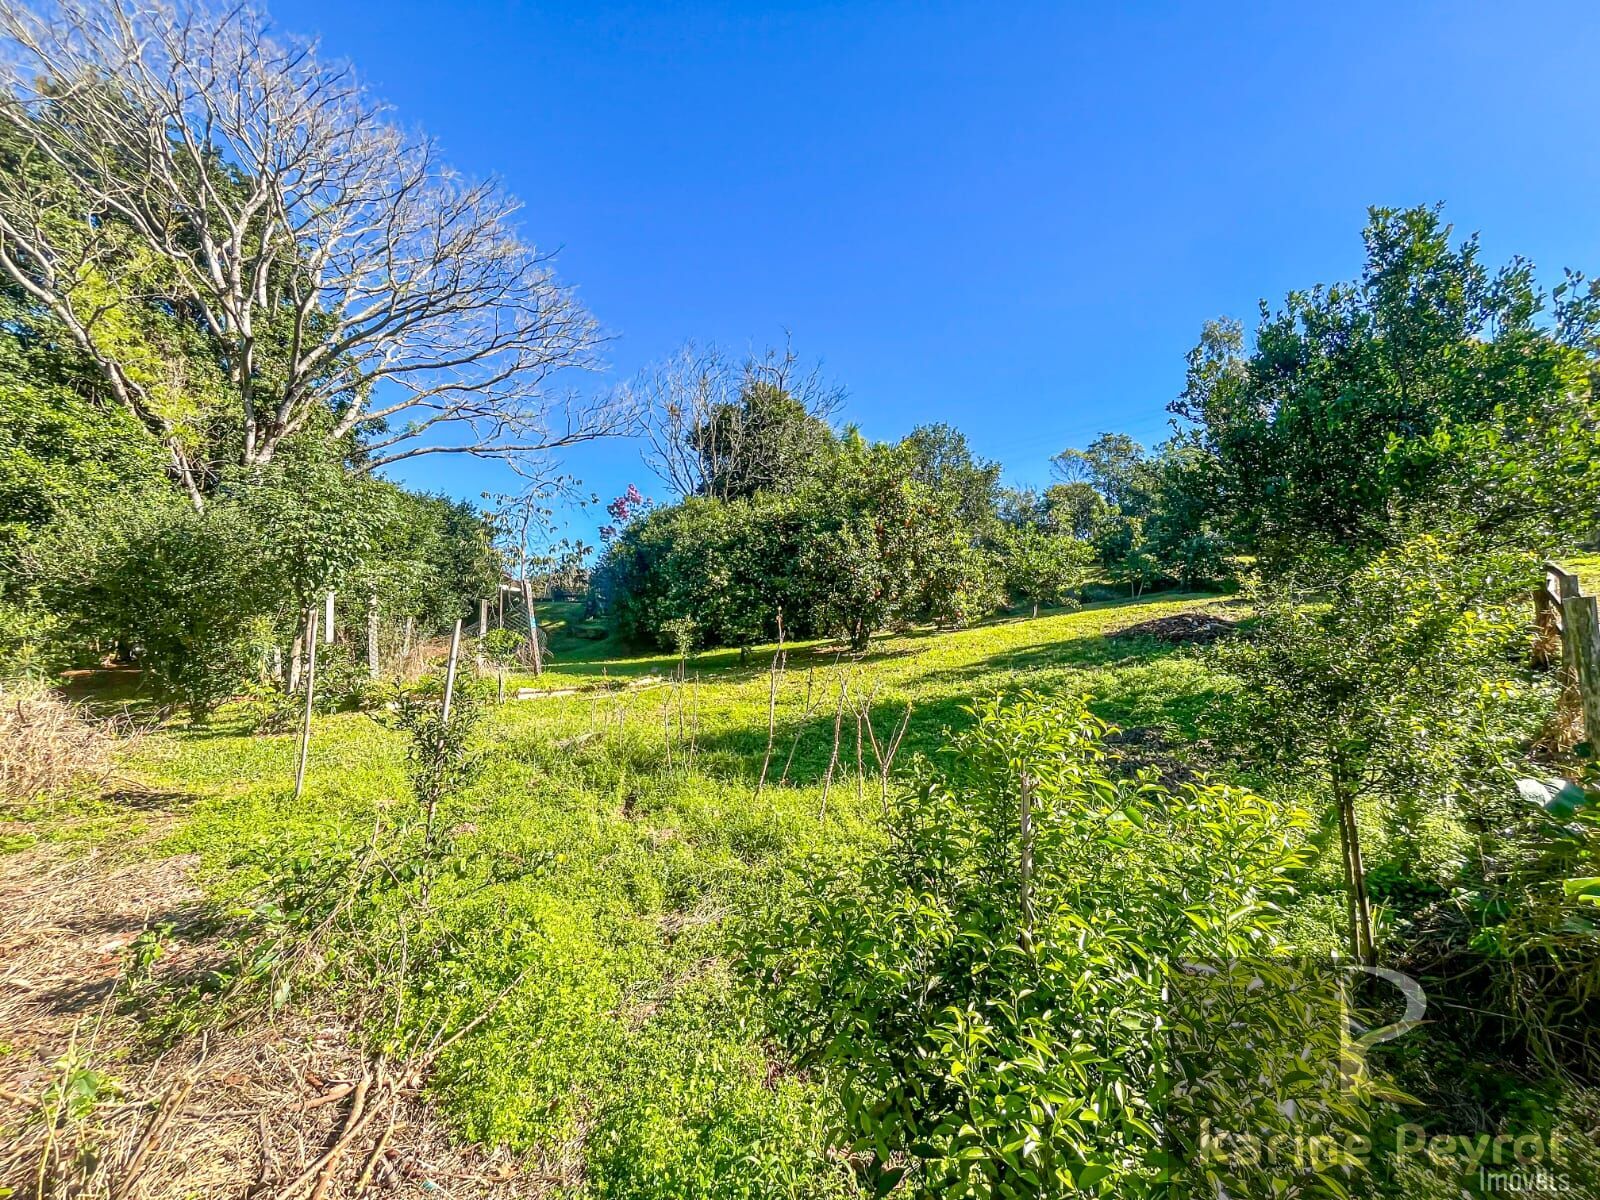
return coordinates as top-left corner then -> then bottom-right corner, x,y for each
299,1082 -> 355,1111
109,1076 -> 194,1200
275,1062 -> 380,1200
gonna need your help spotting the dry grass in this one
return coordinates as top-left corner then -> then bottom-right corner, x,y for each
0,821 -> 564,1199
0,680 -> 120,809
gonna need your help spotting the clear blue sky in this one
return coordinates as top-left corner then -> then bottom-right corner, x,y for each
267,0 -> 1600,541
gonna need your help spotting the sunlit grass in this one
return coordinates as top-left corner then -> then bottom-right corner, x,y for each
62,591 -> 1241,1194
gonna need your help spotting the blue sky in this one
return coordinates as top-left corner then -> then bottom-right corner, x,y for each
266,0 -> 1600,542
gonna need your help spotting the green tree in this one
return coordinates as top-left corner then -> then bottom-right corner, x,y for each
900,422 -> 1002,529
1039,482 -> 1109,539
689,379 -> 838,501
997,524 -> 1094,616
1172,205 -> 1600,564
797,436 -> 995,649
1051,432 -> 1147,511
1217,531 -> 1548,962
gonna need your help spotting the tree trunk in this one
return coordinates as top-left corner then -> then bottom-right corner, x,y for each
1334,777 -> 1375,965
850,617 -> 871,653
324,590 -> 336,644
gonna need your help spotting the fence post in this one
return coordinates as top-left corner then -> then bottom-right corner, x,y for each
324,590 -> 336,644
1559,593 -> 1600,750
1536,562 -> 1579,670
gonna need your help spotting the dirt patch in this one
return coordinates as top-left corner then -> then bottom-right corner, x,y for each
0,825 -> 563,1197
1104,726 -> 1205,786
1110,611 -> 1239,645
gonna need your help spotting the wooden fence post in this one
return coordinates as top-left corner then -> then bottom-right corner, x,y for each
1559,592 -> 1600,750
1536,562 -> 1580,670
323,590 -> 335,644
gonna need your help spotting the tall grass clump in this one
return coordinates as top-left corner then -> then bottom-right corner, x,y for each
0,677 -> 116,807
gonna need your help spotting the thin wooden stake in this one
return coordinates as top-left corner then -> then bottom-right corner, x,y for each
441,619 -> 463,723
819,676 -> 848,819
293,607 -> 320,800
1019,772 -> 1035,947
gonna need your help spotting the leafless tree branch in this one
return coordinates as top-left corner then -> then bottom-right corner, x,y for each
0,0 -> 629,503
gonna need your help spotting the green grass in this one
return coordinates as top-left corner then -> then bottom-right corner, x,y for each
1563,550 -> 1600,595
43,593 -> 1242,1197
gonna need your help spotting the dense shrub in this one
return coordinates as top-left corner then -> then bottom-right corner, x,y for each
598,438 -> 1004,652
740,692 -> 1314,1196
994,523 -> 1093,615
38,496 -> 276,719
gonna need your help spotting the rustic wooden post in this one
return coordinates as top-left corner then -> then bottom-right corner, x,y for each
323,590 -> 335,644
1560,593 -> 1600,750
1534,581 -> 1555,670
1536,562 -> 1579,670
366,593 -> 380,676
478,597 -> 489,636
294,607 -> 320,800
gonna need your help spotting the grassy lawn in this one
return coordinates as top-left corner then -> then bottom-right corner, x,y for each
12,591 -> 1241,1195
1562,550 -> 1600,594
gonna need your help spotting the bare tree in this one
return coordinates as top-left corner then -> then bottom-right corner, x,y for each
0,0 -> 628,507
632,338 -> 844,500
